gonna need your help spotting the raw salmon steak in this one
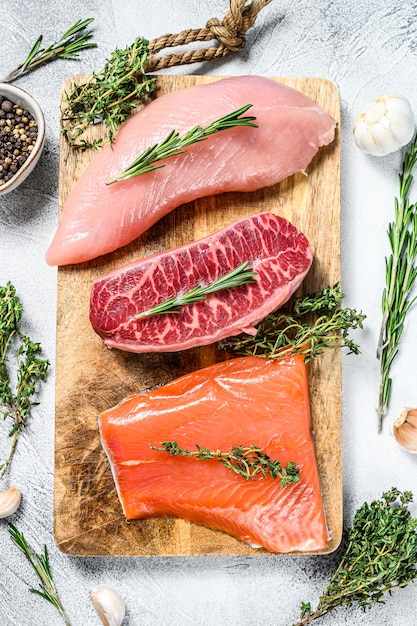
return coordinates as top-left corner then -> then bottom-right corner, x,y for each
47,75 -> 336,266
98,355 -> 328,553
89,212 -> 313,353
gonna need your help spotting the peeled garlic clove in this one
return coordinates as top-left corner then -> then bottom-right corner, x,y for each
0,486 -> 22,519
90,585 -> 125,626
353,94 -> 415,156
393,408 -> 417,453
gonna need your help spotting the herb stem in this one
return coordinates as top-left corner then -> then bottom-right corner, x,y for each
220,283 -> 365,362
293,488 -> 417,625
1,19 -> 96,83
9,525 -> 71,626
0,282 -> 49,480
150,441 -> 300,486
376,132 -> 417,431
106,104 -> 257,184
135,261 -> 257,319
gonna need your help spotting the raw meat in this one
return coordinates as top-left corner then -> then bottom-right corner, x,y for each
89,212 -> 313,353
46,75 -> 336,266
98,355 -> 328,553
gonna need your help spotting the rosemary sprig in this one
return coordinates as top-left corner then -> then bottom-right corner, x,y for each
135,261 -> 256,319
1,19 -> 96,83
219,283 -> 365,362
293,488 -> 417,625
9,525 -> 71,626
106,104 -> 258,184
376,132 -> 417,432
0,282 -> 49,480
150,441 -> 300,487
62,37 -> 156,149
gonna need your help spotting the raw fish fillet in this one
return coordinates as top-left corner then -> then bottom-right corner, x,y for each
47,76 -> 336,266
98,355 -> 328,553
90,212 -> 313,353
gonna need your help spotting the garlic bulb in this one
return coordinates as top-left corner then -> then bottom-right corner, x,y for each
0,486 -> 22,518
393,408 -> 417,453
353,94 -> 415,156
90,585 -> 125,626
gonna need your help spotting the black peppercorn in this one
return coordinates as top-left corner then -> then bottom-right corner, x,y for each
0,95 -> 38,187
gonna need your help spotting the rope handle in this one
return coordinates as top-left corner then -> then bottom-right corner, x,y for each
145,0 -> 272,72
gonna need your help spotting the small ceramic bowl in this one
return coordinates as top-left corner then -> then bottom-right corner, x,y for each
0,82 -> 45,196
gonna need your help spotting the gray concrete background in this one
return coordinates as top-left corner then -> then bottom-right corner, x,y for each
1,1 -> 417,624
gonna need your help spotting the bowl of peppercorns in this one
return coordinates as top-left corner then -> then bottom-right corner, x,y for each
0,82 -> 45,195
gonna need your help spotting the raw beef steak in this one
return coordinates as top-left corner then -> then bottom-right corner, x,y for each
89,212 -> 313,353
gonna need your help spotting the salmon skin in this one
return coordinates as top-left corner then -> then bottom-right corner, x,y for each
89,212 -> 313,353
98,355 -> 328,553
47,76 -> 336,266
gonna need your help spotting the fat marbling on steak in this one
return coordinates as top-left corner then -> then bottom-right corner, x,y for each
89,212 -> 313,353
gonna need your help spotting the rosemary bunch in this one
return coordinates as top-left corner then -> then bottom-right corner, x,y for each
219,283 -> 365,362
0,282 -> 49,479
9,525 -> 71,626
1,19 -> 96,83
106,104 -> 257,183
135,262 -> 256,319
293,488 -> 417,625
376,132 -> 417,432
150,441 -> 300,487
62,37 -> 156,149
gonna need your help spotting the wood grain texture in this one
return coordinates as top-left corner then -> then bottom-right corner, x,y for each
54,75 -> 341,556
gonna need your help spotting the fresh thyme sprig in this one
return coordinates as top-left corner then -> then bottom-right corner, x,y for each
219,283 -> 365,362
1,19 -> 96,83
150,441 -> 300,487
0,282 -> 49,480
106,104 -> 258,184
62,37 -> 156,149
9,525 -> 71,626
376,132 -> 417,432
135,262 -> 256,319
293,488 -> 417,625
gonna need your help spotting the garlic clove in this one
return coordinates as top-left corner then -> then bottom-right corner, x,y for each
90,585 -> 125,626
0,486 -> 22,519
353,94 -> 415,156
393,408 -> 417,453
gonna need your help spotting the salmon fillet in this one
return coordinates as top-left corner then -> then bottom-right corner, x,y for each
98,355 -> 328,553
47,76 -> 336,266
90,213 -> 313,353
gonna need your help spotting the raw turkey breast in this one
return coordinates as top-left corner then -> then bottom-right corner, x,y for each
47,76 -> 335,266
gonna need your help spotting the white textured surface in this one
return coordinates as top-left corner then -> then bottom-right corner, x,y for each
1,1 -> 417,624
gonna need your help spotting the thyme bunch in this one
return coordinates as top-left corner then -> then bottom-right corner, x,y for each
150,442 -> 300,487
9,525 -> 71,626
376,132 -> 417,431
135,262 -> 256,319
106,104 -> 257,184
1,19 -> 96,83
293,488 -> 417,625
62,37 -> 156,149
0,282 -> 49,479
219,283 -> 365,362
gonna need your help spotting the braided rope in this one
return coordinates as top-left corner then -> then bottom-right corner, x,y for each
145,0 -> 272,72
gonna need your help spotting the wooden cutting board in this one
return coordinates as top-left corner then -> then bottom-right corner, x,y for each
54,75 -> 341,556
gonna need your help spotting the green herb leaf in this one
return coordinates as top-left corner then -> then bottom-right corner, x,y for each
376,132 -> 417,431
135,261 -> 257,319
293,488 -> 417,625
150,441 -> 300,486
1,19 -> 96,83
219,283 -> 365,362
9,525 -> 72,625
0,282 -> 49,480
106,104 -> 258,184
62,36 -> 156,149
